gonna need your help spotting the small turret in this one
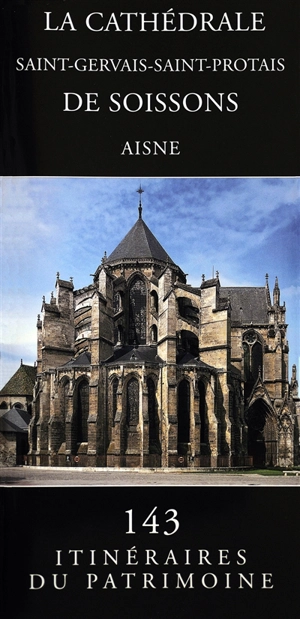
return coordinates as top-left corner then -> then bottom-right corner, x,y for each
290,364 -> 298,397
265,273 -> 271,307
273,276 -> 280,306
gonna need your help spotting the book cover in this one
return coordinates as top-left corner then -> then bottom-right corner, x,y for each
1,2 -> 299,618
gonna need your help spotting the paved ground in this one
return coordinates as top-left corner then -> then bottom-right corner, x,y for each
0,466 -> 299,486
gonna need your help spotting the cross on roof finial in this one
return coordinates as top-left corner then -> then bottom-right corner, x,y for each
136,184 -> 144,218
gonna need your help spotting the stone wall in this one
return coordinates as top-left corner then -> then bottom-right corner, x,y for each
0,432 -> 17,466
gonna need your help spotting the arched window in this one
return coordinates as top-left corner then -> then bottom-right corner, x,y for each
77,380 -> 89,443
114,324 -> 124,345
150,290 -> 158,313
178,297 -> 199,325
179,330 -> 199,358
113,291 -> 122,314
0,401 -> 7,409
62,380 -> 69,413
60,379 -> 69,444
31,394 -> 40,451
118,325 -> 124,344
129,278 -> 147,345
14,402 -> 23,409
243,330 -> 263,398
127,378 -> 139,425
112,377 -> 118,420
177,379 -> 190,453
147,378 -> 160,453
150,324 -> 157,343
199,380 -> 208,445
252,342 -> 263,379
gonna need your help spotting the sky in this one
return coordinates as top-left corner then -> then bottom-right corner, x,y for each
1,176 -> 299,389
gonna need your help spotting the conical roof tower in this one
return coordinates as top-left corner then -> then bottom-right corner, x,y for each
97,189 -> 186,283
107,205 -> 174,264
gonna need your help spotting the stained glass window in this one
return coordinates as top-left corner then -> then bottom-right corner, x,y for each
147,378 -> 160,452
129,278 -> 147,344
243,331 -> 263,382
112,378 -> 118,419
77,380 -> 89,442
199,380 -> 208,444
127,378 -> 139,425
178,379 -> 190,446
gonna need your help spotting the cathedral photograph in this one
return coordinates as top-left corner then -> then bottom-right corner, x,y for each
1,177 -> 299,469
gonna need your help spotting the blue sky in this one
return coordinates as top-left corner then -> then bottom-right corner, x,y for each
1,176 -> 299,388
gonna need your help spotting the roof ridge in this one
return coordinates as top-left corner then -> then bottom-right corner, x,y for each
107,216 -> 174,264
0,364 -> 36,395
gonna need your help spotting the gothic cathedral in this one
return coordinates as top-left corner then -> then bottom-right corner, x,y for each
28,196 -> 299,468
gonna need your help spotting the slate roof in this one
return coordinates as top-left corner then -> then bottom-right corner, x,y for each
0,407 -> 31,433
107,216 -> 174,264
0,363 -> 36,396
62,351 -> 91,368
177,351 -> 216,371
220,287 -> 269,324
105,346 -> 162,365
201,277 -> 219,289
175,282 -> 201,297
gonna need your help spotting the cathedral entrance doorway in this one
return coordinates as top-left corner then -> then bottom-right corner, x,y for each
246,399 -> 277,467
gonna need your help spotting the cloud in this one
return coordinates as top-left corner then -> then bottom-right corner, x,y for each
281,285 -> 300,299
1,176 -> 299,388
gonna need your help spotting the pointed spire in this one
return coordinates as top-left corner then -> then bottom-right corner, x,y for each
273,276 -> 280,306
136,184 -> 144,219
107,204 -> 174,264
265,273 -> 271,306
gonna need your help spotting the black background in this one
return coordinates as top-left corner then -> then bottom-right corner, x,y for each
1,487 -> 300,619
1,2 -> 299,617
1,0 -> 300,175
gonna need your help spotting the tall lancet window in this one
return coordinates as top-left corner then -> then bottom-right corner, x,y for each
243,330 -> 263,399
112,378 -> 118,420
243,330 -> 263,382
77,380 -> 89,443
147,378 -> 160,453
129,277 -> 147,345
127,378 -> 139,425
177,379 -> 190,453
60,379 -> 69,443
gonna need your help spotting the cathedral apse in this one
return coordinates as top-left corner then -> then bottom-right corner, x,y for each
24,191 -> 298,468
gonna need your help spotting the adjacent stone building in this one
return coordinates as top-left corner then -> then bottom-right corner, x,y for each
27,197 -> 299,468
0,407 -> 31,466
0,361 -> 36,413
0,361 -> 36,465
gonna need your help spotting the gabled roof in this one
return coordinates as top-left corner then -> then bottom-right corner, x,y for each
62,351 -> 91,368
0,363 -> 36,396
107,216 -> 174,264
177,351 -> 216,371
201,277 -> 219,289
220,287 -> 269,324
0,407 -> 31,433
105,346 -> 162,365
